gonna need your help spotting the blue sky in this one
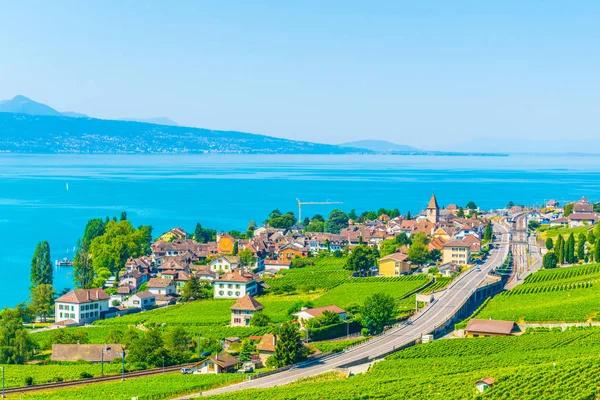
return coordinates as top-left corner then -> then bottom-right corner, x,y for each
0,1 -> 598,149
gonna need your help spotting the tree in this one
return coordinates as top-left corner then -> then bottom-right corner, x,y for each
344,245 -> 378,273
246,220 -> 256,238
542,252 -> 557,269
165,326 -> 191,352
564,203 -> 574,217
305,310 -> 340,329
566,233 -> 575,264
120,211 -> 127,221
232,241 -> 239,256
88,220 -> 152,276
238,339 -> 257,362
181,278 -> 211,300
578,233 -> 586,261
104,328 -> 124,344
348,209 -> 358,221
556,235 -> 565,264
82,218 -> 106,246
239,249 -> 256,269
588,230 -> 596,245
407,234 -> 430,267
406,211 -> 412,220
30,241 -> 52,287
266,323 -> 307,368
361,293 -> 397,335
596,243 -> 600,265
126,328 -> 166,367
465,201 -> 477,210
395,233 -> 410,246
250,312 -> 271,327
483,223 -> 493,242
29,284 -> 55,322
507,201 -> 515,208
306,220 -> 325,232
325,210 -> 349,234
546,238 -> 554,250
456,207 -> 465,218
0,306 -> 34,364
266,210 -> 297,229
379,239 -> 398,257
528,220 -> 540,230
73,239 -> 94,289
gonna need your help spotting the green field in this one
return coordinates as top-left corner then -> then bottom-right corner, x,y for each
209,327 -> 600,399
477,263 -> 600,323
313,276 -> 430,310
17,372 -> 242,400
30,327 -> 131,350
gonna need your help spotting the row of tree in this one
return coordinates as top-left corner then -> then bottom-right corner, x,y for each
543,227 -> 599,269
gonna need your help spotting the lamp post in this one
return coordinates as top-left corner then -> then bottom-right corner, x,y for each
1,366 -> 5,399
162,356 -> 165,374
101,346 -> 111,376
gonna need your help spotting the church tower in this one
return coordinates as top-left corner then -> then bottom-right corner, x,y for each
426,194 -> 440,224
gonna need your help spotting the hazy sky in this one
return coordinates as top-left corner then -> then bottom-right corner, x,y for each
0,1 -> 598,149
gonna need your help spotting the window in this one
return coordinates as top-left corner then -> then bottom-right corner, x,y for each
59,312 -> 63,318
228,291 -> 232,296
235,292 -> 240,296
219,291 -> 224,295
59,305 -> 63,310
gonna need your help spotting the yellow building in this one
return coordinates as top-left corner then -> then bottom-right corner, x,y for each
442,239 -> 471,265
378,253 -> 412,276
217,233 -> 235,254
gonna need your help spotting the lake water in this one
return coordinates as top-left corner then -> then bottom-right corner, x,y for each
1,153 -> 599,308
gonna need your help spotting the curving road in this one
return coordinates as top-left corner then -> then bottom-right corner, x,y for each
197,222 -> 511,397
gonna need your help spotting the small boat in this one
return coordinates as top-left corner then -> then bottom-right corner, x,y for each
55,258 -> 74,267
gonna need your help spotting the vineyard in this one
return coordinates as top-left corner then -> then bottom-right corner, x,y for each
263,257 -> 350,290
209,327 -> 600,399
16,372 -> 243,400
477,263 -> 600,322
0,363 -> 126,388
420,277 -> 453,294
312,276 -> 430,310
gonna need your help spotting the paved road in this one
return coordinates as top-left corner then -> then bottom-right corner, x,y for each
197,223 -> 511,398
506,214 -> 542,289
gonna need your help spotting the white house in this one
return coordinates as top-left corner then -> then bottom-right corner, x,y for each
147,278 -> 176,296
123,290 -> 156,309
293,305 -> 347,329
55,288 -> 110,325
213,270 -> 258,299
209,256 -> 240,273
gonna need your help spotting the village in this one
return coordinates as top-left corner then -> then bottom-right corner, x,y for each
11,193 -> 599,389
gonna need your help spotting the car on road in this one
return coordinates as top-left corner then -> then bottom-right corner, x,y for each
181,368 -> 193,374
475,267 -> 481,271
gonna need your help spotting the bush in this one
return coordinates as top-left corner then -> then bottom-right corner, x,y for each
24,376 -> 34,386
361,328 -> 370,337
51,377 -> 64,382
79,372 -> 93,379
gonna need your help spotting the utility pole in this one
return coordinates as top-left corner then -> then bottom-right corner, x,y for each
1,366 -> 4,399
121,351 -> 125,381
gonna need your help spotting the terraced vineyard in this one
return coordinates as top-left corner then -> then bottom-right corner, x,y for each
477,263 -> 600,322
420,277 -> 453,294
313,276 -> 430,310
264,257 -> 350,290
0,363 -> 126,388
210,327 -> 600,399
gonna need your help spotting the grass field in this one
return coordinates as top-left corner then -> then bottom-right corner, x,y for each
477,263 -> 600,323
209,327 -> 600,399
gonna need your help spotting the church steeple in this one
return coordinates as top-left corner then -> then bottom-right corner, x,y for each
426,194 -> 439,223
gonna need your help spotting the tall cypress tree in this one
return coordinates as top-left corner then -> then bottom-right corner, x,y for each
577,233 -> 586,261
566,233 -> 575,264
556,235 -> 565,265
595,243 -> 600,264
30,241 -> 52,287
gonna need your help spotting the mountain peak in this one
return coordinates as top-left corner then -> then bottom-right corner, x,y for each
0,95 -> 62,117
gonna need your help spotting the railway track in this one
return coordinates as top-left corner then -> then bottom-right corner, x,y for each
2,363 -> 193,395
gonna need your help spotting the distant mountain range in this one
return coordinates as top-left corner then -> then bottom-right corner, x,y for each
119,117 -> 179,126
340,140 -> 421,153
0,95 -> 367,154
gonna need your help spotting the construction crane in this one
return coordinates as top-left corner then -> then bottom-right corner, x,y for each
296,198 -> 343,222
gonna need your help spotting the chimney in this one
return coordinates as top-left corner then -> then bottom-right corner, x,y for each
215,353 -> 218,361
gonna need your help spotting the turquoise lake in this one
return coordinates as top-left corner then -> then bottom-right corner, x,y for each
1,154 -> 599,307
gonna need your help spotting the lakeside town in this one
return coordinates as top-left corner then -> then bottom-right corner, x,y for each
0,192 -> 598,399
